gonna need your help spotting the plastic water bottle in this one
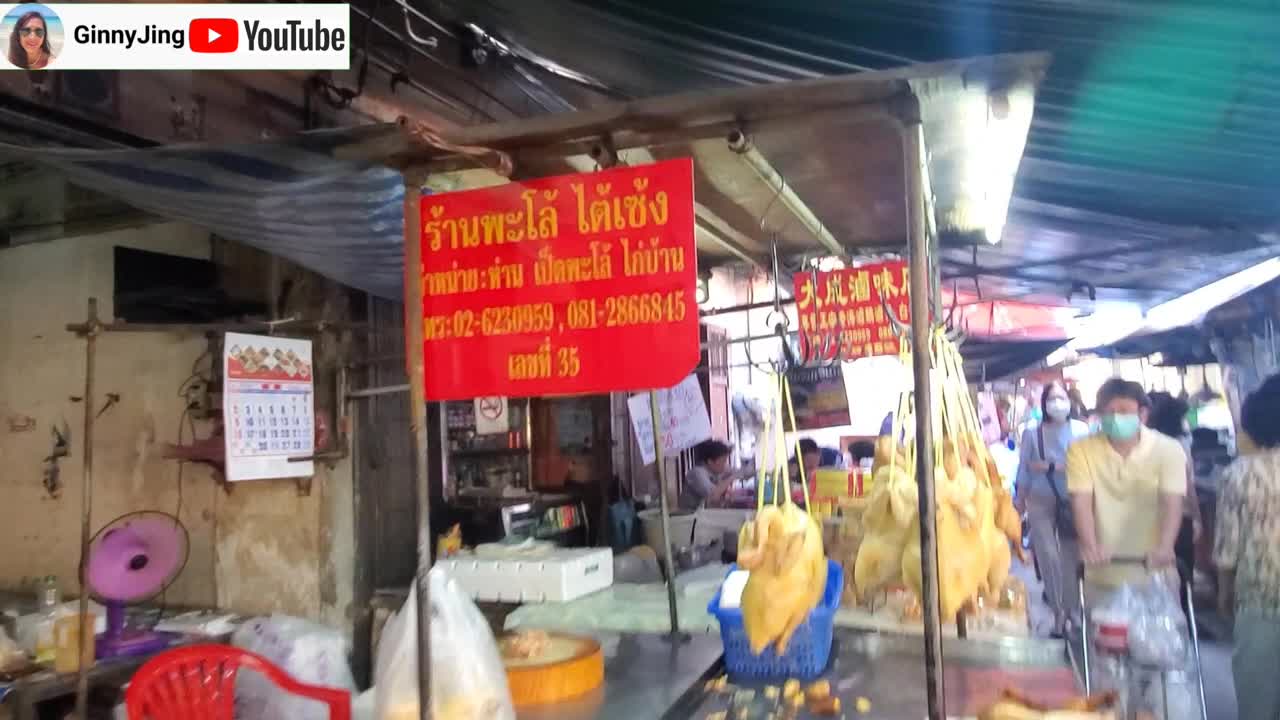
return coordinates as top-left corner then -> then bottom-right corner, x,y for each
38,575 -> 59,611
34,576 -> 60,664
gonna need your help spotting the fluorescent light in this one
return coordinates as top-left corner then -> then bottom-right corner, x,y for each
1066,302 -> 1145,351
1144,257 -> 1280,332
1065,257 -> 1280,352
966,87 -> 1034,245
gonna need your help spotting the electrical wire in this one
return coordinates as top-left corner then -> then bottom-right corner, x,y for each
147,349 -> 214,627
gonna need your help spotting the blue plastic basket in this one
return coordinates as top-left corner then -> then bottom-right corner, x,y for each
707,559 -> 843,680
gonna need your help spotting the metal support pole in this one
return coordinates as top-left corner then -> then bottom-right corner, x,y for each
649,391 -> 681,635
347,383 -> 412,399
403,180 -> 433,720
74,298 -> 99,720
903,107 -> 946,720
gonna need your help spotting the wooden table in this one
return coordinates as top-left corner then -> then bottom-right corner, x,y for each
2,636 -> 207,720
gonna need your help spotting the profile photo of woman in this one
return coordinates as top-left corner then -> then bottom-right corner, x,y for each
7,9 -> 54,69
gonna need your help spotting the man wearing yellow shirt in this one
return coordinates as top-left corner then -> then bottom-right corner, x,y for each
1067,379 -> 1186,590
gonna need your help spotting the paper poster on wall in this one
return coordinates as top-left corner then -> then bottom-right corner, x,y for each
473,396 -> 509,435
222,332 -> 315,482
628,374 -> 713,465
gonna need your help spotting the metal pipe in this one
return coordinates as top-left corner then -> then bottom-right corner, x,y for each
903,110 -> 946,720
62,317 -> 367,335
727,130 -> 844,257
347,383 -> 412,399
1186,579 -> 1209,720
402,179 -> 433,720
701,299 -> 788,317
74,298 -> 99,720
648,391 -> 681,635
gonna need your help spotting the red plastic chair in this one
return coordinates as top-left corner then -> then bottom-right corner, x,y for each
125,643 -> 351,720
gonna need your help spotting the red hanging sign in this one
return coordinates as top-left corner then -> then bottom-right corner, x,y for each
417,158 -> 699,401
794,260 -> 911,363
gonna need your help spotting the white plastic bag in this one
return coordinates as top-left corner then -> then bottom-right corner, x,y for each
374,566 -> 515,720
231,615 -> 356,720
1129,572 -> 1188,669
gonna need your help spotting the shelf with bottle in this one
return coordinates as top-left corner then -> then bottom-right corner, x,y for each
445,399 -> 530,454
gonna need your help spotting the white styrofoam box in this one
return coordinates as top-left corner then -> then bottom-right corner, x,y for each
439,547 -> 613,603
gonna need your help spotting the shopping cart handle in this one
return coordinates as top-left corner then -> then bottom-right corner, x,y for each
1076,555 -> 1149,579
1109,554 -> 1148,565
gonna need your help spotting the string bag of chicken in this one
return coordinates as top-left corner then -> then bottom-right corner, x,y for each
708,371 -> 843,680
851,330 -> 1025,626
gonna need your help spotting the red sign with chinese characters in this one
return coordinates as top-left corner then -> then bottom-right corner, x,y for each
417,159 -> 699,401
794,260 -> 911,363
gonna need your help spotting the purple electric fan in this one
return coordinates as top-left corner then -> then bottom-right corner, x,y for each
84,511 -> 189,659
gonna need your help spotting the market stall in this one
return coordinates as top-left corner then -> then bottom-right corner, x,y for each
381,49 -> 1057,720
1,50 -> 1062,720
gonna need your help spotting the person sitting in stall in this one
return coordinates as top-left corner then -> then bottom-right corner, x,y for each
1068,379 -> 1186,594
792,437 -> 842,477
1213,373 -> 1280,720
678,440 -> 753,511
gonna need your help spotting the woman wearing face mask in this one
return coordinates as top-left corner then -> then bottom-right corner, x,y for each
1067,379 -> 1187,594
1015,381 -> 1091,636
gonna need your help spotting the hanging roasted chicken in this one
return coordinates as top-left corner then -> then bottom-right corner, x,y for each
737,502 -> 827,655
849,332 -> 1022,621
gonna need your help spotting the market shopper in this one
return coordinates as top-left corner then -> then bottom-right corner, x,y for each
1146,391 -> 1204,614
1067,379 -> 1186,591
1214,373 -> 1280,720
1015,381 -> 1091,636
679,440 -> 752,511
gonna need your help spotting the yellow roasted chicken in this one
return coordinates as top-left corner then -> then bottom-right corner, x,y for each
737,503 -> 827,655
847,332 -> 1023,622
852,462 -> 917,601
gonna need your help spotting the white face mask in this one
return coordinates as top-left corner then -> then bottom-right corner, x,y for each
1045,398 -> 1071,420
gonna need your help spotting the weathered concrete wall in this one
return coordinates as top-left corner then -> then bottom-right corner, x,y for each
0,223 -> 218,606
0,223 -> 355,629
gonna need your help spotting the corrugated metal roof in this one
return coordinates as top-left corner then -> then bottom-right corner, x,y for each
459,0 -> 1280,308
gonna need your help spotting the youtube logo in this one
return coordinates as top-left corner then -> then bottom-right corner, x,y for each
189,18 -> 239,53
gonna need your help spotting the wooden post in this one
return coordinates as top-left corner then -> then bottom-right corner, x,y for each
902,101 -> 946,720
403,178 -> 433,720
73,298 -> 99,720
648,391 -> 681,635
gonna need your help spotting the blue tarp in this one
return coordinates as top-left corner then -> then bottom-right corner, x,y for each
1,125 -> 407,299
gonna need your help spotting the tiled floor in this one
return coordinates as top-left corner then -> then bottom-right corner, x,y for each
1012,556 -> 1238,720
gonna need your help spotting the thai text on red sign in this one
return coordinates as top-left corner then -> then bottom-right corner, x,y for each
793,260 -> 911,363
417,158 -> 700,401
